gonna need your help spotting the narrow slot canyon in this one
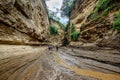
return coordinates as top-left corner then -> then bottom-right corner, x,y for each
0,0 -> 120,80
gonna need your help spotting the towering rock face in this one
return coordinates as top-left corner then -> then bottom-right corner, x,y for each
49,18 -> 64,44
70,0 -> 120,48
70,0 -> 97,31
0,0 -> 49,44
50,19 -> 64,37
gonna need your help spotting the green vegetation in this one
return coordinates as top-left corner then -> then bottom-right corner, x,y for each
88,0 -> 113,21
49,25 -> 58,35
70,25 -> 75,33
70,31 -> 80,41
92,6 -> 111,21
70,25 -> 80,41
111,12 -> 120,32
49,17 -> 66,31
92,0 -> 120,32
95,0 -> 112,12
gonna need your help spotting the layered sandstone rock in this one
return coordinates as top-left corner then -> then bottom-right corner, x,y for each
50,19 -> 64,36
0,0 -> 49,44
70,0 -> 120,48
49,18 -> 64,44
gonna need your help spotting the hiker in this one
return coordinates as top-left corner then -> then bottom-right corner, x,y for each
71,49 -> 74,52
48,45 -> 51,51
55,45 -> 59,51
48,44 -> 53,51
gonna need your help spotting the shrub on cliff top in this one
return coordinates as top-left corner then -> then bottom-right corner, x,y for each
49,25 -> 58,35
111,12 -> 120,32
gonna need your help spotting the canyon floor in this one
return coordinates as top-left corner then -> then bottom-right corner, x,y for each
0,44 -> 120,80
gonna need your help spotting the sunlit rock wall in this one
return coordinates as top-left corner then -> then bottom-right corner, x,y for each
49,18 -> 64,44
0,0 -> 49,44
70,0 -> 120,48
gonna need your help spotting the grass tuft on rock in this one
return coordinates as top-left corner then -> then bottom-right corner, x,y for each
88,0 -> 113,21
111,12 -> 120,32
49,25 -> 58,35
95,0 -> 112,12
71,31 -> 80,41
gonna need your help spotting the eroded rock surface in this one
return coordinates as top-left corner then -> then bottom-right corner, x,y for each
0,45 -> 98,80
49,18 -> 64,44
0,45 -> 120,80
0,0 -> 49,44
70,0 -> 120,48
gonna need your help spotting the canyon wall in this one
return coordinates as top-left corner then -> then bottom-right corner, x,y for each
50,19 -> 64,37
49,18 -> 64,44
70,0 -> 120,48
0,0 -> 49,45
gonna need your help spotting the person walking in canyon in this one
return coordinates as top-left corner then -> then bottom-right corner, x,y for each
55,45 -> 59,51
48,45 -> 52,51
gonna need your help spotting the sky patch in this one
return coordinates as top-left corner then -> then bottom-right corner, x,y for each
45,0 -> 69,24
